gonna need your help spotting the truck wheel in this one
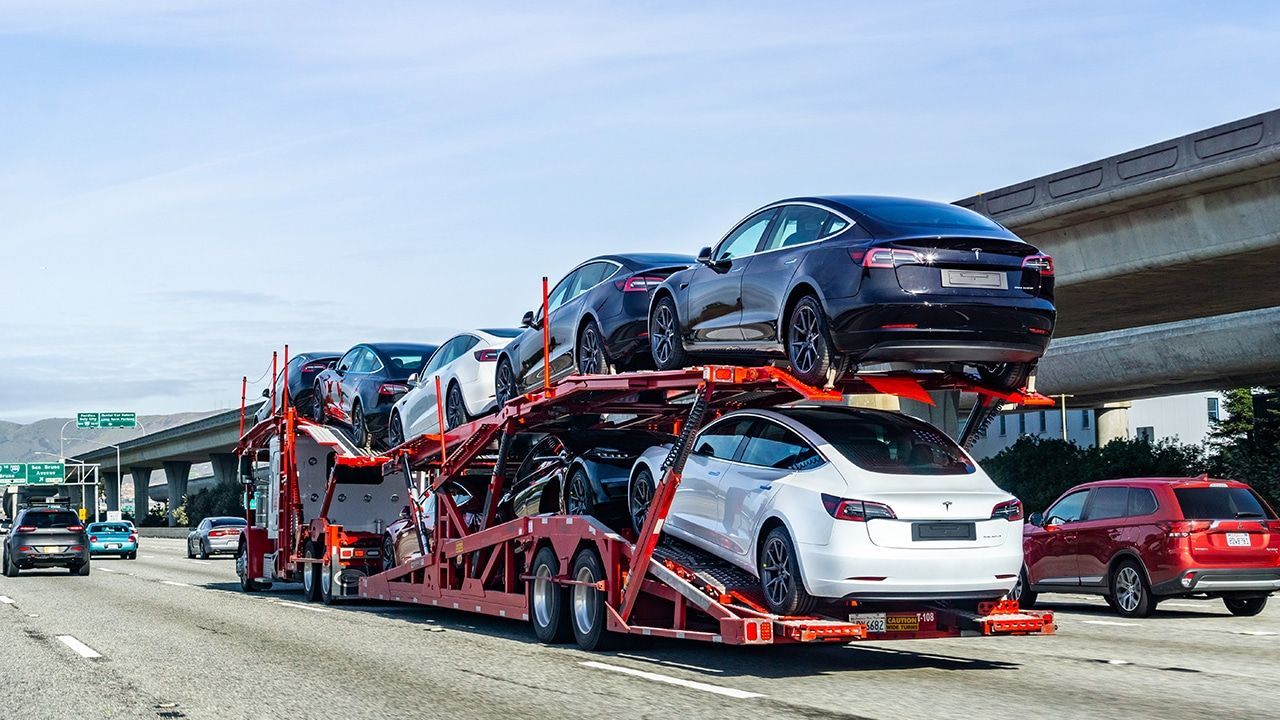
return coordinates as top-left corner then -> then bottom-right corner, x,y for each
529,546 -> 571,644
237,547 -> 261,592
1224,595 -> 1268,616
303,541 -> 322,602
759,526 -> 815,616
320,556 -> 340,605
569,547 -> 617,651
1110,560 -> 1154,618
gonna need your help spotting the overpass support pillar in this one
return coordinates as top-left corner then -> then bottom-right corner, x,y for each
163,460 -> 193,527
210,453 -> 239,486
103,471 -> 120,512
1095,402 -> 1132,447
129,467 -> 154,522
900,391 -> 961,439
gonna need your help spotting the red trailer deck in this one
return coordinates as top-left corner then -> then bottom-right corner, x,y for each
237,363 -> 1055,649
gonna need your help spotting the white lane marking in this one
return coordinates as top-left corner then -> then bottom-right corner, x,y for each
98,567 -> 116,573
1160,601 -> 1207,608
161,581 -> 192,588
1106,659 -> 1132,665
1232,630 -> 1278,636
616,653 -> 724,674
57,635 -> 102,659
266,599 -> 331,613
188,560 -> 211,565
0,596 -> 15,604
580,661 -> 762,699
1082,620 -> 1140,627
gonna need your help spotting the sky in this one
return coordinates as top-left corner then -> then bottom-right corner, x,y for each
1,0 -> 1278,421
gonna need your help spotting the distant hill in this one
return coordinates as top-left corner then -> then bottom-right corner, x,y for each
0,412 -> 220,462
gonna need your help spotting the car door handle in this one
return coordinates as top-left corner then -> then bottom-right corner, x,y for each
783,258 -> 798,265
758,484 -> 771,490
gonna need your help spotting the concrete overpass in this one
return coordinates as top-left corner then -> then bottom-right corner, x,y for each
78,403 -> 263,525
957,108 -> 1280,407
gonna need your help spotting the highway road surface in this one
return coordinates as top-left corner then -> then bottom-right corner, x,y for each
1,536 -> 1277,720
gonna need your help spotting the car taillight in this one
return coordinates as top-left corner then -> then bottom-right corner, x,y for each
71,546 -> 83,552
67,525 -> 84,532
991,499 -> 1023,521
821,493 -> 896,521
473,349 -> 500,362
614,275 -> 665,292
379,382 -> 410,396
860,248 -> 924,268
1022,253 -> 1054,276
128,534 -> 137,542
89,535 -> 98,542
301,361 -> 331,373
1165,519 -> 1212,537
17,525 -> 35,532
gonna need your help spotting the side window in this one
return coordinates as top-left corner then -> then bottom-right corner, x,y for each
1128,488 -> 1159,516
693,418 -> 753,460
568,262 -> 613,300
1084,486 -> 1130,521
350,348 -> 377,374
547,269 -> 580,313
1046,490 -> 1089,525
761,205 -> 829,252
336,349 -> 359,373
714,210 -> 776,261
421,339 -> 460,376
820,213 -> 850,237
738,420 -> 821,470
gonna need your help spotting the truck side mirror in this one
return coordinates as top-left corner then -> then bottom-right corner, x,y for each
239,456 -> 254,481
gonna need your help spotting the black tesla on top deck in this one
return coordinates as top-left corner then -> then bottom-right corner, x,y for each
648,196 -> 1056,389
313,342 -> 438,449
494,253 -> 693,406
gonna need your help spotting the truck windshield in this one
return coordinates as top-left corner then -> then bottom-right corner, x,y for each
1174,487 -> 1275,520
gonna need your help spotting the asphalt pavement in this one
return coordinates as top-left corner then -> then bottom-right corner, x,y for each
1,537 -> 1277,720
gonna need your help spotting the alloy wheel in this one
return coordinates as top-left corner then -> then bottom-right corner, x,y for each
789,304 -> 821,375
532,562 -> 556,628
495,359 -> 517,407
629,469 -> 653,533
572,563 -> 599,635
1115,566 -> 1142,613
760,536 -> 795,608
651,305 -> 676,367
578,326 -> 603,375
446,384 -> 467,429
352,404 -> 367,448
388,413 -> 404,447
565,470 -> 590,516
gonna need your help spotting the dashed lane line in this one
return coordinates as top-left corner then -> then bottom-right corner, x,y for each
266,599 -> 332,613
1082,620 -> 1140,627
580,661 -> 762,699
0,596 -> 15,604
57,635 -> 103,659
161,580 -> 193,588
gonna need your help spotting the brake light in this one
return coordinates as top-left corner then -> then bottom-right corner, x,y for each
821,493 -> 896,521
17,525 -> 35,532
991,499 -> 1023,521
616,275 -> 665,292
71,546 -> 83,552
379,383 -> 410,396
861,248 -> 924,268
67,525 -> 84,532
880,323 -> 917,330
473,349 -> 500,362
301,361 -> 331,373
89,535 -> 98,542
1028,327 -> 1051,336
1022,254 -> 1054,276
128,534 -> 137,542
1165,520 -> 1212,537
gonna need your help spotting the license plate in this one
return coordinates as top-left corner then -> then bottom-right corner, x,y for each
1226,533 -> 1251,547
42,546 -> 61,553
849,613 -> 886,633
107,543 -> 121,549
913,521 -> 977,541
942,269 -> 1008,289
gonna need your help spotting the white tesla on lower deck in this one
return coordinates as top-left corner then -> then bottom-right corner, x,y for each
388,328 -> 521,446
628,406 -> 1024,614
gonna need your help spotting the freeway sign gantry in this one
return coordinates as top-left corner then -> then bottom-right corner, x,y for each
77,412 -> 137,429
0,462 -> 66,484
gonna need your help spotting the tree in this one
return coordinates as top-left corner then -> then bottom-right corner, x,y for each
1208,388 -> 1280,510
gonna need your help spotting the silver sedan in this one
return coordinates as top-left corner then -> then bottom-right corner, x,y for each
186,516 -> 247,559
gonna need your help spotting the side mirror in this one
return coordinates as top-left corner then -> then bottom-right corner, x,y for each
407,373 -> 419,387
696,246 -> 713,265
239,456 -> 254,481
1028,511 -> 1043,527
521,310 -> 538,329
261,388 -> 271,398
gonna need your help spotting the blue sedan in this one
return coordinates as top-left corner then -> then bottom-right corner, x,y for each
86,522 -> 138,559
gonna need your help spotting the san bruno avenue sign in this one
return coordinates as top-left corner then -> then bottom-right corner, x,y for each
0,462 -> 66,485
77,412 -> 137,429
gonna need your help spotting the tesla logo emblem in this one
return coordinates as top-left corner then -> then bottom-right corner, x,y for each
943,501 -> 953,511
971,248 -> 982,261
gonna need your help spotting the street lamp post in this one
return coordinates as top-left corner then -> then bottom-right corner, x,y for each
33,451 -> 100,522
1058,394 -> 1075,441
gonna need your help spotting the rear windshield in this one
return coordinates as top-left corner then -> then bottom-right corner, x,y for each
856,199 -> 1005,232
385,353 -> 429,377
210,518 -> 247,528
480,328 -> 522,338
785,409 -> 974,475
1174,487 -> 1275,520
22,511 -> 80,528
90,524 -> 132,533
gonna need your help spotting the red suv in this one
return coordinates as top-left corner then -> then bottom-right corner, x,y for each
1012,476 -> 1280,618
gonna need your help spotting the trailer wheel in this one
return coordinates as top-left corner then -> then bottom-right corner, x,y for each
320,556 -> 340,605
569,547 -> 617,651
529,546 -> 571,644
236,547 -> 262,592
303,541 -> 322,602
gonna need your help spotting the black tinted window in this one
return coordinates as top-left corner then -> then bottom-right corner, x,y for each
22,511 -> 80,528
856,199 -> 1004,231
694,419 -> 752,461
1128,488 -> 1158,516
738,420 -> 821,470
1174,487 -> 1275,520
787,409 -> 974,475
1047,490 -> 1089,524
211,517 -> 247,527
91,524 -> 131,533
761,205 -> 828,252
1085,487 -> 1129,521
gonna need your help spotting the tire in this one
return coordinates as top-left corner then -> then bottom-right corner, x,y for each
303,541 -> 322,602
127,551 -> 137,560
320,556 -> 340,605
979,362 -> 1034,394
576,320 -> 609,376
198,539 -> 210,560
569,547 -> 616,650
1110,560 -> 1155,618
445,383 -> 470,430
785,294 -> 839,387
382,534 -> 397,573
528,546 -> 572,644
1224,595 -> 1268,617
73,557 -> 90,576
649,295 -> 688,371
759,526 -> 816,616
1010,566 -> 1037,609
562,467 -> 595,518
237,545 -> 261,592
3,551 -> 19,577
186,538 -> 195,559
494,356 -> 519,408
628,466 -> 655,535
387,411 -> 405,448
351,401 -> 371,450
313,383 -> 327,423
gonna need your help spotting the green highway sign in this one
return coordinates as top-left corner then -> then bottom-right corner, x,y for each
76,411 -> 137,429
0,463 -> 66,484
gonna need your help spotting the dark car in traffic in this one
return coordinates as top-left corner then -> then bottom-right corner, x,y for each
313,342 -> 438,448
3,507 -> 91,576
494,253 -> 693,406
500,428 -> 676,528
254,351 -> 341,424
1015,477 -> 1280,618
648,197 -> 1056,389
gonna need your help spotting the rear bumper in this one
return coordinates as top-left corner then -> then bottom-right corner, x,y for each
798,540 -> 1022,601
1153,567 -> 1280,595
205,540 -> 239,554
13,549 -> 89,567
90,542 -> 137,554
